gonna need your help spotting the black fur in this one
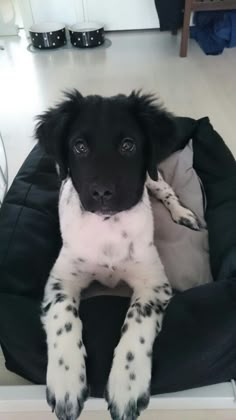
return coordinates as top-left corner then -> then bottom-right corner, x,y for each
35,90 -> 176,215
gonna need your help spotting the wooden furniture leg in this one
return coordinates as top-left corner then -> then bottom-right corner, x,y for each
180,0 -> 193,57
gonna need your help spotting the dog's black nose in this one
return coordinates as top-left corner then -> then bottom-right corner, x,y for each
90,184 -> 114,202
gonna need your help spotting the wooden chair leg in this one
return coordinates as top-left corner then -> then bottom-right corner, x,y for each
180,0 -> 192,57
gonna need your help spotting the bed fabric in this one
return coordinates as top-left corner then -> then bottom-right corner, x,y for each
0,116 -> 235,396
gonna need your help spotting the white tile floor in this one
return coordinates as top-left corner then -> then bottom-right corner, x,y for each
0,29 -> 236,186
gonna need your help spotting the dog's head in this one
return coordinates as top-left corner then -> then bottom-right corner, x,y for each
36,90 -> 175,214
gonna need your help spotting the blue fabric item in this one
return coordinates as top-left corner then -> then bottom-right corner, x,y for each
190,11 -> 236,55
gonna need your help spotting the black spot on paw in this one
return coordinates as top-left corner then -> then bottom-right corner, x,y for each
127,311 -> 134,318
56,328 -> 63,336
65,322 -> 72,332
121,323 -> 128,334
113,215 -> 119,222
53,342 -> 57,348
178,216 -> 200,231
72,298 -> 76,304
163,287 -> 172,296
137,392 -> 150,411
52,282 -> 62,291
80,374 -> 85,383
146,350 -> 152,358
58,357 -> 64,366
158,301 -> 165,310
73,307 -> 78,317
140,337 -> 145,344
135,317 -> 142,323
41,302 -> 51,316
66,305 -> 78,317
104,216 -> 111,221
78,257 -> 86,263
46,387 -> 55,412
126,352 -> 134,362
65,365 -> 69,371
143,303 -> 152,317
122,230 -> 128,238
53,314 -> 58,319
78,340 -> 83,349
129,372 -> 136,381
125,364 -> 129,370
55,293 -> 67,303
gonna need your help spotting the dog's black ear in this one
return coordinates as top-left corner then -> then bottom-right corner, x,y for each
129,90 -> 176,181
35,90 -> 83,179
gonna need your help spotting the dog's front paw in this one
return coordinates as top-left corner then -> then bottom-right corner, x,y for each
171,206 -> 201,231
106,390 -> 150,420
46,385 -> 88,420
46,346 -> 88,420
106,343 -> 151,420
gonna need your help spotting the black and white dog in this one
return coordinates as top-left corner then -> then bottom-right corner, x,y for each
36,90 -> 199,420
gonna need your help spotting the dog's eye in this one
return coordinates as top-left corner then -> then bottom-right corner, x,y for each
119,138 -> 136,155
73,139 -> 89,156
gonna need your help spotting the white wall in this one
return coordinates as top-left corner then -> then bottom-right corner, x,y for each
85,0 -> 159,30
19,0 -> 159,31
29,0 -> 84,26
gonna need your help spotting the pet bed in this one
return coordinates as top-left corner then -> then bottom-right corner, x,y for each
0,116 -> 235,396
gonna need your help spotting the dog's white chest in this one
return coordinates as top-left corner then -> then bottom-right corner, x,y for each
58,179 -> 155,286
71,213 -> 133,263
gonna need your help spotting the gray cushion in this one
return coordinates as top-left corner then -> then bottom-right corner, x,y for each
153,141 -> 213,291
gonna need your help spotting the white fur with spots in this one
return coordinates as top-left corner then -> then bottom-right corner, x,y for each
42,174 -> 199,420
